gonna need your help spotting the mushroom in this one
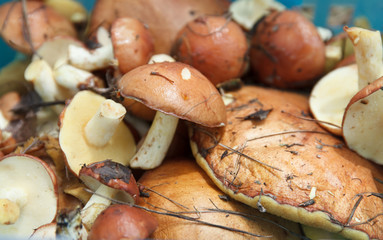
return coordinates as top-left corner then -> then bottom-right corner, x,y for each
0,154 -> 58,238
117,61 -> 227,169
111,17 -> 154,74
138,157 -> 302,239
79,160 -> 140,230
0,0 -> 76,54
59,90 -> 136,176
172,15 -> 248,86
87,0 -> 230,54
88,204 -> 158,240
250,10 -> 326,88
310,27 -> 383,136
189,85 -> 383,239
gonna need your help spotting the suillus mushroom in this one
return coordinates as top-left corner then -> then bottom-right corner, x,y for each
88,204 -> 158,240
0,0 -> 76,54
117,61 -> 226,169
79,160 -> 140,230
310,26 -> 382,136
138,157 -> 302,239
189,85 -> 383,239
111,17 -> 154,74
172,15 -> 248,86
250,10 -> 326,88
0,154 -> 58,238
59,90 -> 136,176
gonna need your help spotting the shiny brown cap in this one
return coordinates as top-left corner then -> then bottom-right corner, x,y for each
117,62 -> 227,127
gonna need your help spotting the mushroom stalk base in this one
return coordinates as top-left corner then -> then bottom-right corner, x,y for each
129,111 -> 179,169
84,99 -> 126,147
81,184 -> 114,231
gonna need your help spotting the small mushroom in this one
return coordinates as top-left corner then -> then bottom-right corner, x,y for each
111,17 -> 154,74
59,90 -> 136,176
172,15 -> 248,86
79,160 -> 140,230
117,61 -> 227,169
250,10 -> 326,88
0,154 -> 58,238
0,0 -> 76,54
88,204 -> 158,240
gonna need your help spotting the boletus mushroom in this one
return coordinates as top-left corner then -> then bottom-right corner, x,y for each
117,61 -> 226,169
0,154 -> 58,238
189,85 -> 383,239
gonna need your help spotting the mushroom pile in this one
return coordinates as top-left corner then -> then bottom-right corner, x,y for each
0,0 -> 382,239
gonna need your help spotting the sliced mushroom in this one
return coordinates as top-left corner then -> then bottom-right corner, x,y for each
117,61 -> 226,169
0,154 -> 58,238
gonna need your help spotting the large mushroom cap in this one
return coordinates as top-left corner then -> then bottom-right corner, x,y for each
190,85 -> 383,239
59,90 -> 136,176
138,158 -> 302,239
0,154 -> 58,238
117,62 -> 226,127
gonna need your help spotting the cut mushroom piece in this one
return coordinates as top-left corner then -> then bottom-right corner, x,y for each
0,154 -> 58,238
117,61 -> 226,169
343,76 -> 383,165
79,160 -> 140,230
68,27 -> 114,71
309,64 -> 358,135
59,90 -> 136,176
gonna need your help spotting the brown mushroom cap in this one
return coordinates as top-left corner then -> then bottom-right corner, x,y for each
250,10 -> 326,88
0,0 -> 77,54
88,204 -> 158,240
79,160 -> 140,204
138,158 -> 302,239
172,15 -> 248,86
111,17 -> 154,74
190,85 -> 383,239
117,62 -> 226,127
88,0 -> 230,54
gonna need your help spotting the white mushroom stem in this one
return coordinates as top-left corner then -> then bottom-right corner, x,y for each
84,99 -> 126,147
345,26 -> 383,89
24,59 -> 67,114
53,64 -> 94,94
81,184 -> 115,231
129,111 -> 179,169
0,187 -> 27,225
68,27 -> 114,71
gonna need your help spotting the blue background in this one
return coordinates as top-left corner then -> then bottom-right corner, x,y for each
0,0 -> 382,68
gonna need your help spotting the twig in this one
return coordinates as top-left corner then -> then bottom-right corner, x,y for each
21,0 -> 36,55
218,142 -> 282,172
281,110 -> 341,129
346,195 -> 363,225
84,188 -> 273,238
247,130 -> 331,142
140,185 -> 189,210
11,100 -> 66,115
